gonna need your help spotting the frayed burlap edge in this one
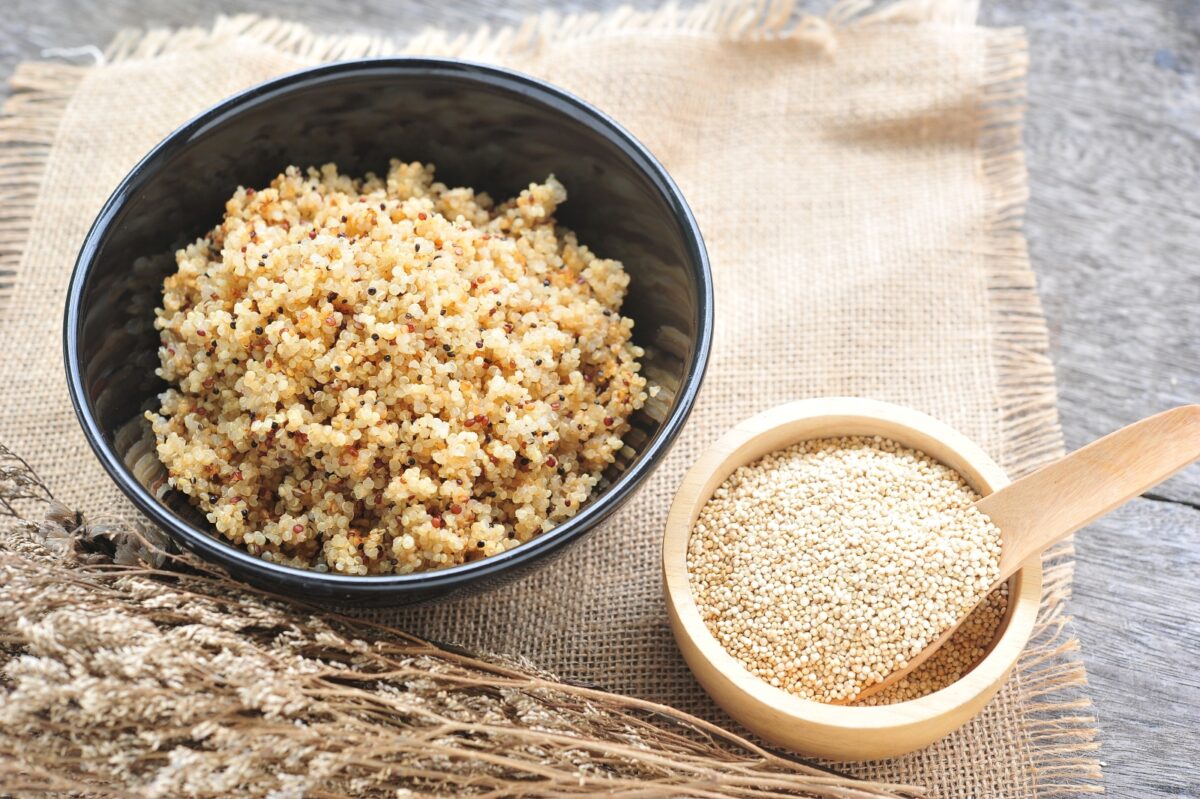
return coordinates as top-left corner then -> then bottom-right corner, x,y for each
980,27 -> 1104,797
0,62 -> 86,307
94,0 -> 992,65
0,1 -> 1103,794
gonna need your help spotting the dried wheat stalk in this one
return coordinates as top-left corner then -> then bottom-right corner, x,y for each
0,443 -> 923,798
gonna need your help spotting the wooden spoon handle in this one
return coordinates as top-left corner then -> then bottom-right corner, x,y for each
979,405 -> 1200,579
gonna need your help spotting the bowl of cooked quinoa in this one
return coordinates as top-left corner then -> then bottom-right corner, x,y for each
65,59 -> 712,605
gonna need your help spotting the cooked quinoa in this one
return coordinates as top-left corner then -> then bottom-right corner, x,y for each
687,436 -> 1003,704
147,161 -> 649,575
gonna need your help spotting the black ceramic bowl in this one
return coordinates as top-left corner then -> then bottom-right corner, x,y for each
64,59 -> 712,605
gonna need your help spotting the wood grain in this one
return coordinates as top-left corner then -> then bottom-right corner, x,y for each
1071,498 -> 1200,797
981,0 -> 1200,511
980,405 -> 1200,576
1,0 -> 1197,794
978,5 -> 1200,792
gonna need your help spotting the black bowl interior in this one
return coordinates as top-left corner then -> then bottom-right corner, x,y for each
67,59 -> 710,605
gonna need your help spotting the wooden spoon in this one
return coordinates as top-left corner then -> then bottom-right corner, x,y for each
850,404 -> 1200,704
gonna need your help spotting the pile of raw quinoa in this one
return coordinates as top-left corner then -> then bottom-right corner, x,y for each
687,436 -> 1004,704
148,161 -> 650,575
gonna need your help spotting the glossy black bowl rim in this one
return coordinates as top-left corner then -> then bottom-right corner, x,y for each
63,57 -> 713,596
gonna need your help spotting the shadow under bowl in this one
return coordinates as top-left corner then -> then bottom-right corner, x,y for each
65,58 -> 712,606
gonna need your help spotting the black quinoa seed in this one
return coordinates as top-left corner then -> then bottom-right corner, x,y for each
367,287 -> 377,295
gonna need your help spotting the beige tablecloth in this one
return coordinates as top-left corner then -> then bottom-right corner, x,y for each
0,0 -> 1101,795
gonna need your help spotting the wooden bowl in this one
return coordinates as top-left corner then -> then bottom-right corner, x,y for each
662,397 -> 1042,761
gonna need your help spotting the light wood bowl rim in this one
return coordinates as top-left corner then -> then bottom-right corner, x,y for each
662,397 -> 1042,736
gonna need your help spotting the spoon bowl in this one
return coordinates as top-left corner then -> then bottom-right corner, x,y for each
662,397 -> 1041,760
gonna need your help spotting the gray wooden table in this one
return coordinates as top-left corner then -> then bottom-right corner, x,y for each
3,1 -> 1197,796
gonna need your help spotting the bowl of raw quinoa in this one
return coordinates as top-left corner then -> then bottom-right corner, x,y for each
64,59 -> 712,605
662,398 -> 1042,759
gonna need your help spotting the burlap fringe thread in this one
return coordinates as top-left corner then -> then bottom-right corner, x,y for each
0,62 -> 83,306
0,0 -> 1102,795
978,24 -> 1103,797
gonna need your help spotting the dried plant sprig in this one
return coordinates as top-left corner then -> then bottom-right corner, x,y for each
0,442 -> 53,517
0,445 -> 924,798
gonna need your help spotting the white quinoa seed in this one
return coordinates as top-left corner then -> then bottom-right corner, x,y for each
858,582 -> 1009,704
686,436 -> 1003,704
147,161 -> 648,576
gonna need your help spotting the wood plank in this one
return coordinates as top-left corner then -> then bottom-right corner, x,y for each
983,0 -> 1200,507
1070,498 -> 1200,797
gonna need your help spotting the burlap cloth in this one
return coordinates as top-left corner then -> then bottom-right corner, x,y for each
0,0 -> 1103,795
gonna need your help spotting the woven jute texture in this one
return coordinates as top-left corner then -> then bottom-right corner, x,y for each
0,1 -> 1102,795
